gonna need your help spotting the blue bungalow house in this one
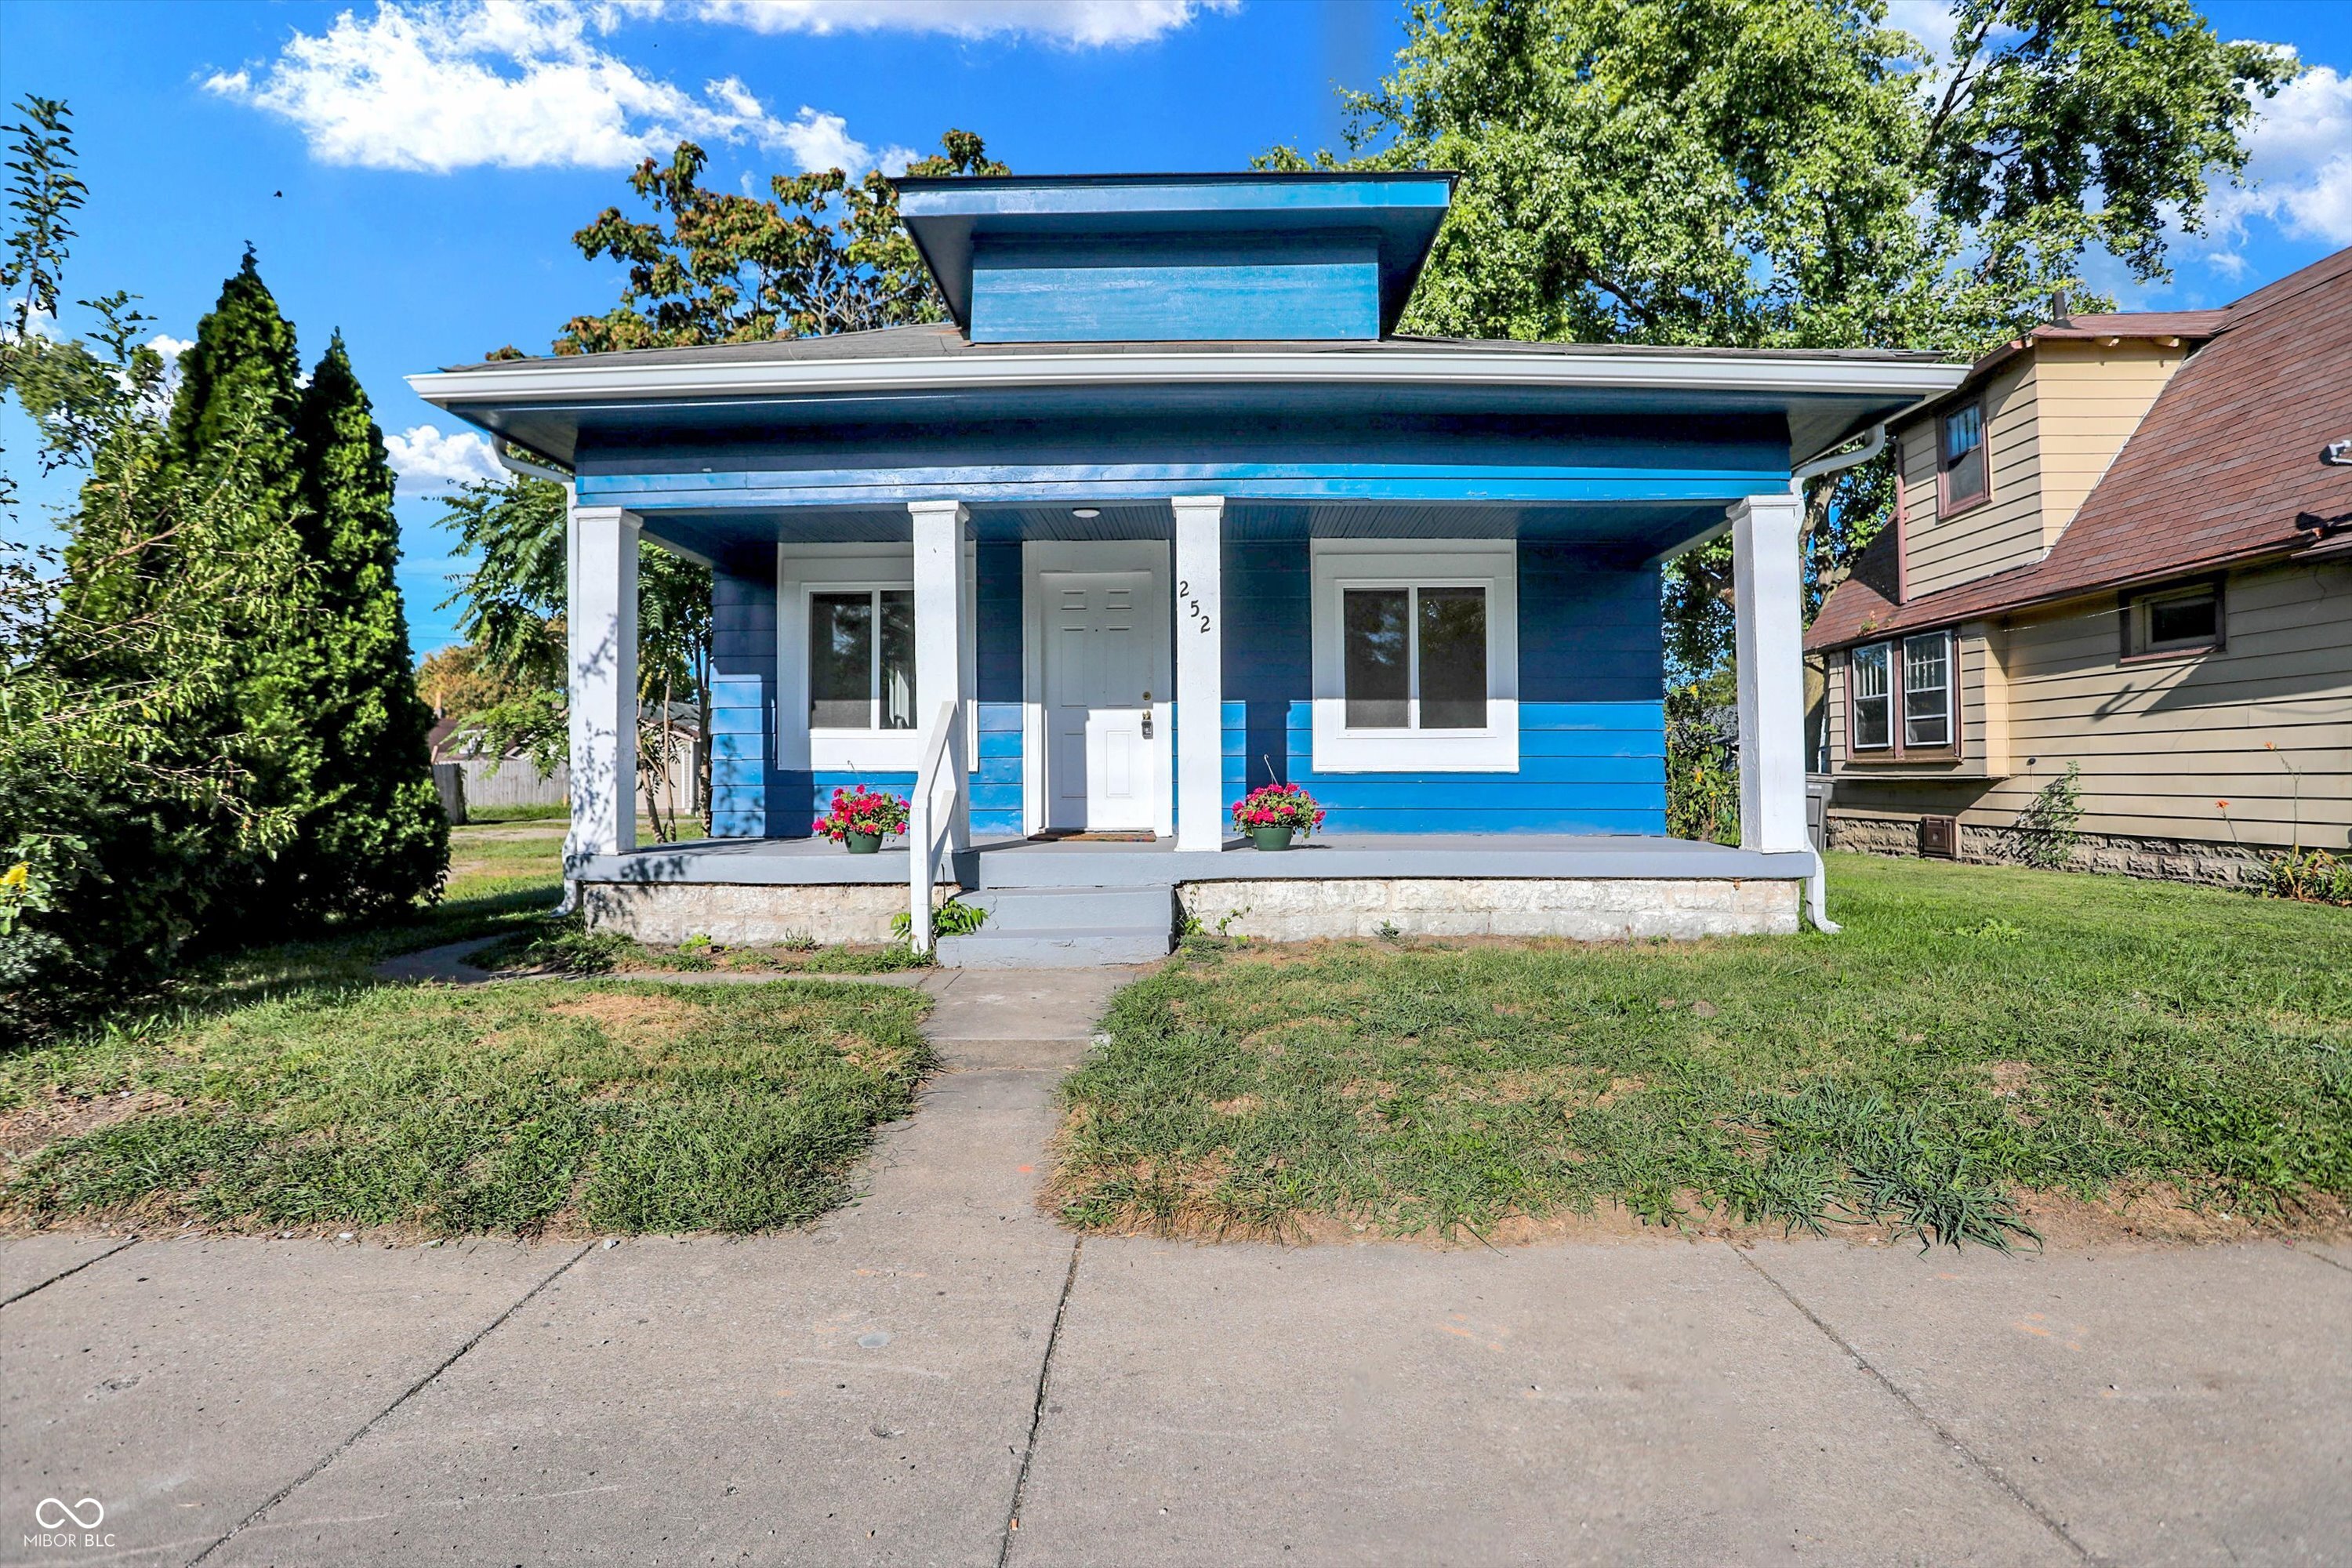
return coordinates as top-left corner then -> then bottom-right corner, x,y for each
412,172 -> 1960,964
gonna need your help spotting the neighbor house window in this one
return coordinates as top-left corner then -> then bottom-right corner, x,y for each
1940,401 -> 1987,514
2125,580 -> 2223,657
1848,630 -> 1955,757
1849,642 -> 1892,750
1341,584 -> 1487,731
808,588 -> 915,730
1902,633 -> 1951,748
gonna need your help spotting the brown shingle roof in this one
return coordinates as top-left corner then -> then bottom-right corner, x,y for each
1808,247 -> 2352,651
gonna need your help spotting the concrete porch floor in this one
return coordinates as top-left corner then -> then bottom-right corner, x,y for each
574,832 -> 1817,889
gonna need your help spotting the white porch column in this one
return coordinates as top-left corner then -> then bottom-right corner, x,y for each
1731,492 -> 1809,855
567,503 -> 641,869
909,499 -> 971,851
1173,495 -> 1225,851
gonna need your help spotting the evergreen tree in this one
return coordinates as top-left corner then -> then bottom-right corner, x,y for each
275,332 -> 447,916
147,249 -> 314,925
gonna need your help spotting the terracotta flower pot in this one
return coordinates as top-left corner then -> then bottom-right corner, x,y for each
1248,826 -> 1295,851
844,830 -> 884,855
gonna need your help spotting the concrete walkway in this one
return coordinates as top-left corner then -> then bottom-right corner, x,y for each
5,969 -> 2348,1566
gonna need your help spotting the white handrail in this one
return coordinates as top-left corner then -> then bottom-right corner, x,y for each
907,699 -> 960,954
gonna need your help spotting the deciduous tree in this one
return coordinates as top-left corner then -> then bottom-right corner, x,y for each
1270,0 -> 2292,669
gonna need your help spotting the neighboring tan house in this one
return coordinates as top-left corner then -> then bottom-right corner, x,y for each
1806,247 -> 2352,884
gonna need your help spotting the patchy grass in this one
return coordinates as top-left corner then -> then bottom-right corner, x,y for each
3,820 -> 938,1236
2,979 -> 931,1236
1053,855 -> 2352,1249
475,917 -> 931,978
462,801 -> 571,823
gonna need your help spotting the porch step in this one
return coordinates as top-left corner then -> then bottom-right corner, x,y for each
936,884 -> 1175,967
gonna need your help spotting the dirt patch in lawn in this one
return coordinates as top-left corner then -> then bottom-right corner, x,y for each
0,1088 -> 183,1163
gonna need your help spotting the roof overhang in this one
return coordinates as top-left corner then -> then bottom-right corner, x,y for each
891,172 -> 1457,336
410,346 -> 1965,472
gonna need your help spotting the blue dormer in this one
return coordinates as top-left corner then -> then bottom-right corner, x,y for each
893,172 -> 1456,344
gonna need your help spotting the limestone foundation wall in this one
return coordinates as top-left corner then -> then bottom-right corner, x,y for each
1176,877 -> 1801,942
579,881 -> 918,946
1824,811 -> 2270,888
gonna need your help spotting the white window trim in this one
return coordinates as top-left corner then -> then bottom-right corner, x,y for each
1847,631 -> 1955,757
1310,539 -> 1517,773
778,543 -> 973,774
1849,642 -> 1893,752
1900,631 -> 1953,750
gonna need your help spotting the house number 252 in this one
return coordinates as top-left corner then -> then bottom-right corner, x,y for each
1178,580 -> 1211,633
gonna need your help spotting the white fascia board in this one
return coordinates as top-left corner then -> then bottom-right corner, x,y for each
407,349 -> 1965,409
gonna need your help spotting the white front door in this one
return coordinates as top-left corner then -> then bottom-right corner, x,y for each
1043,569 -> 1165,832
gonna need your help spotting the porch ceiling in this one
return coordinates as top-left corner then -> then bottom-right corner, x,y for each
638,496 -> 1742,570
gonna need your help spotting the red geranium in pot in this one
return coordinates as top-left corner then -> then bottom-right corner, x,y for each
1229,782 -> 1324,851
814,785 -> 910,854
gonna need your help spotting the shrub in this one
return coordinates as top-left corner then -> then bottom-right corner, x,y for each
2265,848 -> 2352,907
1664,684 -> 1740,844
2004,762 -> 2083,869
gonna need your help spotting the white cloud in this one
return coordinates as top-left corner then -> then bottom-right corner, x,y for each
2208,60 -> 2352,249
204,0 -> 791,172
775,107 -> 918,175
206,0 -> 1224,174
386,423 -> 505,494
1881,0 -> 1955,55
688,0 -> 1237,49
147,332 -> 195,369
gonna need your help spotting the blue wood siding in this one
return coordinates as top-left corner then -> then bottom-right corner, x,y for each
1218,539 -> 1668,834
710,563 -> 780,839
710,543 -> 1026,840
970,234 -> 1380,343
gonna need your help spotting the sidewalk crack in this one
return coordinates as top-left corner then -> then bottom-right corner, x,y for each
0,1236 -> 138,1310
1729,1242 -> 2100,1566
997,1235 -> 1083,1568
185,1241 -> 594,1566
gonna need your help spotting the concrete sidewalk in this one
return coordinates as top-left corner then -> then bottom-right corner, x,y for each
5,969 -> 2347,1566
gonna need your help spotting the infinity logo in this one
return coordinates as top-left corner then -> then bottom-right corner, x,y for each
35,1497 -> 104,1530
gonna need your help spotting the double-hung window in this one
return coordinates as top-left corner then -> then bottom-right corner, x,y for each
1848,630 -> 1955,757
1940,401 -> 1988,514
808,587 -> 916,731
1311,540 -> 1518,772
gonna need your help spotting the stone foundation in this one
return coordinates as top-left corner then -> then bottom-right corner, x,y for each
580,880 -> 926,946
1824,811 -> 2270,888
1177,877 -> 1801,942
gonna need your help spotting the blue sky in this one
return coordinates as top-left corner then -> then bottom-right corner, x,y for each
4,0 -> 2347,655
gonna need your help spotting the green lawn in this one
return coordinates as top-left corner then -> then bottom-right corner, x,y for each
1053,855 -> 2352,1248
1,821 -> 935,1236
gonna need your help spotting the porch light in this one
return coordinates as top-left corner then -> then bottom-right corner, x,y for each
1072,507 -> 1100,518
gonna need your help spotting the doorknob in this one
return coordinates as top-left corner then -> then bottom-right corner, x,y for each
1142,711 -> 1154,739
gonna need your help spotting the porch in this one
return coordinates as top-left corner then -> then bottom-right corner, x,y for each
571,831 -> 1818,964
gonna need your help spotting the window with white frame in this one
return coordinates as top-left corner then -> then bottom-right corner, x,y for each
1311,540 -> 1517,773
1847,630 -> 1955,756
779,543 -> 972,775
808,588 -> 916,730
